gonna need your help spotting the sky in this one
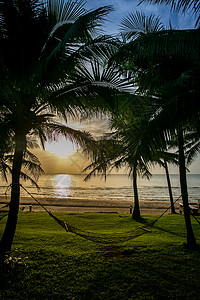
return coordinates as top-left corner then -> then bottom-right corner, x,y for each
85,0 -> 196,33
33,117 -> 110,174
34,0 -> 200,175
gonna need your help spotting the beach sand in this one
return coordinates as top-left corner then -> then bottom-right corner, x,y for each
0,196 -> 180,215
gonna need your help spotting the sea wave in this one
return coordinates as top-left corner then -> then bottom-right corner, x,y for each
0,174 -> 200,202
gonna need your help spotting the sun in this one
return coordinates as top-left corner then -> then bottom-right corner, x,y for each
45,137 -> 77,158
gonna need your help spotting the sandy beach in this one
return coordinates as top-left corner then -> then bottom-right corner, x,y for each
0,196 -> 180,215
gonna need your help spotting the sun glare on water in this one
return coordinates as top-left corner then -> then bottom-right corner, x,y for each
52,174 -> 72,198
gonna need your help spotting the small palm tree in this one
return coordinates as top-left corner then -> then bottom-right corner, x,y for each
83,100 -> 178,219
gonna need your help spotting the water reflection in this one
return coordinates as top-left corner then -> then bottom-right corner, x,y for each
52,174 -> 72,198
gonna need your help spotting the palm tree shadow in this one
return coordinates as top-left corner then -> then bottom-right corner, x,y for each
131,216 -> 186,238
151,224 -> 186,238
133,217 -> 156,226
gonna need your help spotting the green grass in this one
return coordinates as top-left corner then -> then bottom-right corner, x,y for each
0,212 -> 200,299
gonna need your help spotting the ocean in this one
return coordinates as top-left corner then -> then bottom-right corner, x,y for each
1,174 -> 199,204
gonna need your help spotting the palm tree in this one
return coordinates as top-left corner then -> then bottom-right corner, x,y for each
116,12 -> 179,215
111,6 -> 200,247
0,0 -> 127,254
83,131 -> 152,220
116,50 -> 198,246
83,98 -> 178,220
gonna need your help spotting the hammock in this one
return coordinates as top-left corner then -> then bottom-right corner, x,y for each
48,212 -> 151,244
1,184 -> 182,245
20,184 -> 154,244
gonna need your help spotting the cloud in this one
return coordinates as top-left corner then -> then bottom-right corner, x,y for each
32,147 -> 90,174
85,0 -> 195,34
78,117 -> 110,137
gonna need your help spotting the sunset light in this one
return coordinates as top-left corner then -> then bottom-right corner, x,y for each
45,137 -> 77,158
1,0 -> 200,297
52,174 -> 72,198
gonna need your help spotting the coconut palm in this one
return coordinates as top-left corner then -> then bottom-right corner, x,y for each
112,8 -> 200,247
120,11 -> 178,214
0,0 -> 127,254
130,62 -> 198,246
83,97 -> 179,220
83,128 -> 153,220
124,59 -> 198,247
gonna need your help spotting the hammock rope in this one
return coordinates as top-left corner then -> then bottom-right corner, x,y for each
191,213 -> 200,225
0,184 -> 13,220
0,211 -> 9,221
0,202 -> 10,211
48,211 -> 151,244
150,195 -> 182,226
1,184 -> 184,244
20,184 -> 153,244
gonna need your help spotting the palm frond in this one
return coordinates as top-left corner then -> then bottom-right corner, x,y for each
139,0 -> 200,26
183,130 -> 200,165
22,159 -> 44,178
45,0 -> 87,22
24,149 -> 43,165
114,29 -> 200,67
83,160 -> 109,181
19,171 -> 41,189
46,58 -> 131,117
48,5 -> 114,59
0,0 -> 48,77
120,11 -> 164,40
0,158 -> 11,182
41,0 -> 87,56
32,120 -> 98,154
186,140 -> 200,165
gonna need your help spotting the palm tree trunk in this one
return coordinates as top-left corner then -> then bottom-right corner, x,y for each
177,126 -> 196,248
164,159 -> 176,214
0,135 -> 25,254
132,169 -> 141,220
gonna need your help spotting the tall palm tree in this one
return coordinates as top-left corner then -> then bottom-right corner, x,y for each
119,11 -> 179,214
110,7 -> 200,247
120,54 -> 198,246
0,0 -> 126,254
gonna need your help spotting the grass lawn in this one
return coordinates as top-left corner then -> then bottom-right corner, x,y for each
0,212 -> 200,299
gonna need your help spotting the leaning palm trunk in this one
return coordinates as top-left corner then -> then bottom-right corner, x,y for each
0,135 -> 25,254
164,159 -> 176,214
177,126 -> 196,248
132,169 -> 141,219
